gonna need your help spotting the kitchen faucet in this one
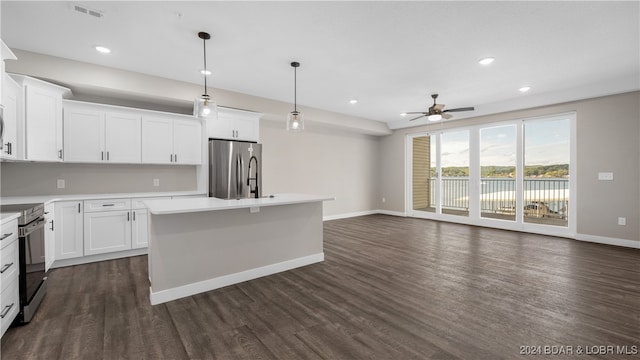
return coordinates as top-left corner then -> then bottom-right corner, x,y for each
247,155 -> 259,198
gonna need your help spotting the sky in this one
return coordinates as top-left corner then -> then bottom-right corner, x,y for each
436,119 -> 570,167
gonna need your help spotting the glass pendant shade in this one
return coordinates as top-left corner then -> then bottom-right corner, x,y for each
195,94 -> 215,119
287,110 -> 304,132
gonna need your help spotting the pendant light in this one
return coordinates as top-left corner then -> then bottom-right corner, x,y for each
194,31 -> 214,118
286,61 -> 304,132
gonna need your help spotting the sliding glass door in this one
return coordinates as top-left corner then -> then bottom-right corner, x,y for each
407,113 -> 575,237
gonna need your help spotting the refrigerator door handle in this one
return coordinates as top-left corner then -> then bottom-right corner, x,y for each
235,154 -> 241,198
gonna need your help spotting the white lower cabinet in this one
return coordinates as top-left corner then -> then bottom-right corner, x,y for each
44,203 -> 55,271
84,207 -> 132,256
131,209 -> 148,249
0,218 -> 19,338
54,201 -> 84,260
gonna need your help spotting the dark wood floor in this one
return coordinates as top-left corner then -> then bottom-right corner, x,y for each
2,215 -> 639,359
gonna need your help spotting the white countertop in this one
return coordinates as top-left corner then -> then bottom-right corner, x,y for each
0,191 -> 207,206
145,193 -> 335,215
0,212 -> 21,224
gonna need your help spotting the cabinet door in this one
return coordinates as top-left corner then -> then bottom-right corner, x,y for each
24,84 -> 63,161
1,75 -> 19,160
141,116 -> 173,164
233,116 -> 259,142
44,203 -> 55,272
84,210 -> 132,256
106,112 -> 141,163
63,106 -> 105,162
207,109 -> 232,139
54,201 -> 84,260
131,209 -> 148,249
173,118 -> 202,164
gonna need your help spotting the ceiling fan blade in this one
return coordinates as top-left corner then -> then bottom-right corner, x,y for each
409,114 -> 427,121
442,113 -> 453,120
443,107 -> 475,113
404,112 -> 428,115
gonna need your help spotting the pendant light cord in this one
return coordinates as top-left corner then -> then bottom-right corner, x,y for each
294,65 -> 297,112
203,36 -> 208,96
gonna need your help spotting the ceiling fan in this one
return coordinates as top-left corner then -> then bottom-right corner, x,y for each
406,94 -> 474,121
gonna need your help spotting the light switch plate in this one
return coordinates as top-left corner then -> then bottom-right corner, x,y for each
57,179 -> 65,189
618,217 -> 626,226
250,206 -> 260,213
598,172 -> 614,181
153,178 -> 160,187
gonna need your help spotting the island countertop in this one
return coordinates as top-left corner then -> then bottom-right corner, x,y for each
144,193 -> 335,215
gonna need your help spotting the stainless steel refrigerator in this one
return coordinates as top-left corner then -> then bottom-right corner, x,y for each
209,139 -> 262,199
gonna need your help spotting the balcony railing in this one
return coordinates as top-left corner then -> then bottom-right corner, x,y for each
428,178 -> 569,220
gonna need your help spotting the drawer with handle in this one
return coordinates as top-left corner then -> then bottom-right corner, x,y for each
0,277 -> 19,337
0,238 -> 18,293
84,199 -> 131,212
0,219 -> 18,248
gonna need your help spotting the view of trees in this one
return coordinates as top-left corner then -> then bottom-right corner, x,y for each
430,164 -> 569,178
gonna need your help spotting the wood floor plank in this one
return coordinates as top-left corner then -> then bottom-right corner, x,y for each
1,214 -> 638,359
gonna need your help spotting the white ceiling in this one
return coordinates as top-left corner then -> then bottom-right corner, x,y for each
2,1 -> 639,130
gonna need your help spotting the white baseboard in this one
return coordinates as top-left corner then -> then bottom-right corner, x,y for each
376,209 -> 407,217
323,210 -> 378,221
149,252 -> 324,305
52,248 -> 148,269
575,233 -> 639,249
323,209 -> 406,221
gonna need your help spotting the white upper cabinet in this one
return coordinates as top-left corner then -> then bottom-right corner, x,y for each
63,101 -> 142,163
210,107 -> 261,142
1,75 -> 19,160
141,116 -> 173,164
10,74 -> 71,162
142,115 -> 202,165
1,40 -> 17,106
173,118 -> 202,164
105,112 -> 141,163
63,105 -> 104,162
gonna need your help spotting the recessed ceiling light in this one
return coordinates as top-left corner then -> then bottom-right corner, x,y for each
349,99 -> 358,104
478,57 -> 495,65
519,86 -> 531,92
200,69 -> 211,75
95,46 -> 111,54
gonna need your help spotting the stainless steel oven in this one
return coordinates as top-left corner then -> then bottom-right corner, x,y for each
0,203 -> 47,324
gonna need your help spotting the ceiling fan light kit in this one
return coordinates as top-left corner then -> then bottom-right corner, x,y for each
194,31 -> 214,119
287,61 -> 304,132
406,94 -> 475,122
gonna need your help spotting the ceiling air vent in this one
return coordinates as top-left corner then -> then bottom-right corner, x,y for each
71,3 -> 104,18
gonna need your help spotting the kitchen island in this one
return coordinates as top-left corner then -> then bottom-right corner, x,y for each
144,193 -> 334,305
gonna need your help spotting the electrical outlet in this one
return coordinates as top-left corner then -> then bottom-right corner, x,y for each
153,178 -> 160,187
598,172 -> 614,181
618,217 -> 626,226
57,179 -> 65,189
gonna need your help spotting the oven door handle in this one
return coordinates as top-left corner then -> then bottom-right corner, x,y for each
19,217 -> 46,237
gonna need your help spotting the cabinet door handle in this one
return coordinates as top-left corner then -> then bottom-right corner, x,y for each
0,233 -> 13,241
133,211 -> 136,221
78,203 -> 81,213
127,212 -> 130,222
50,220 -> 54,231
0,262 -> 14,274
101,151 -> 104,160
102,204 -> 115,207
8,142 -> 12,155
58,149 -> 63,159
107,151 -> 110,160
0,303 -> 14,318
170,154 -> 173,162
174,154 -> 177,163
